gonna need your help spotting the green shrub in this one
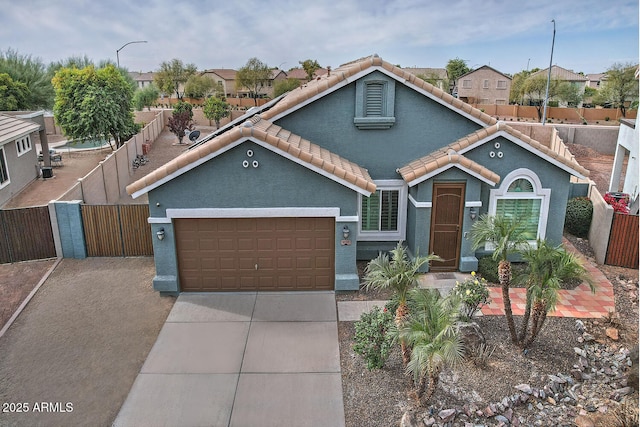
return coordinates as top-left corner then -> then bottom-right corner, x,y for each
478,257 -> 499,283
352,306 -> 395,370
565,197 -> 593,237
452,272 -> 490,320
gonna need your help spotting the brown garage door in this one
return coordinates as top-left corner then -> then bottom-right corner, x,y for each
175,217 -> 335,292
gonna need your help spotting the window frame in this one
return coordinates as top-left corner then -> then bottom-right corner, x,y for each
0,146 -> 10,189
487,169 -> 550,247
16,135 -> 32,157
483,79 -> 490,89
462,79 -> 472,89
354,76 -> 396,130
497,80 -> 507,90
358,180 -> 407,241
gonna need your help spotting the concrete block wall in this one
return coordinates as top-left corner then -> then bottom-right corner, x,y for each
588,187 -> 614,264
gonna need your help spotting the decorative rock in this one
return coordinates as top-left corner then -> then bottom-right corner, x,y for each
547,396 -> 556,405
495,414 -> 509,424
605,328 -> 619,341
400,411 -> 418,427
422,416 -> 435,426
574,415 -> 595,427
503,408 -> 513,421
438,408 -> 456,422
575,347 -> 587,358
514,384 -> 532,394
483,405 -> 494,417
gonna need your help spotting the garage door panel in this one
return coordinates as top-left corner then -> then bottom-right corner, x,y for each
176,217 -> 334,291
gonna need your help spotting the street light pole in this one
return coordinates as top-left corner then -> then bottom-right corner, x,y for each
116,40 -> 147,68
542,20 -> 556,125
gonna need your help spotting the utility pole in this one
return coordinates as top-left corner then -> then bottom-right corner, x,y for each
542,20 -> 556,125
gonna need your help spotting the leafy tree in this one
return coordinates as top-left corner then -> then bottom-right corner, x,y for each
515,240 -> 593,348
556,81 -> 583,107
593,63 -> 639,117
273,78 -> 300,97
184,74 -> 215,99
401,288 -> 464,404
236,57 -> 271,106
299,59 -> 321,81
133,84 -> 160,111
363,242 -> 442,368
202,96 -> 231,128
154,59 -> 197,101
446,58 -> 471,93
0,48 -> 55,109
469,214 -> 530,344
167,101 -> 194,144
522,75 -> 561,120
52,64 -> 138,149
0,73 -> 29,110
509,70 -> 534,104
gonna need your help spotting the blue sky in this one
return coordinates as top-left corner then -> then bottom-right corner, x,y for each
1,0 -> 637,76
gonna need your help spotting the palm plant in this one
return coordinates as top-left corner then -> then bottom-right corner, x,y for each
400,289 -> 464,404
363,242 -> 441,367
469,214 -> 530,344
516,239 -> 593,348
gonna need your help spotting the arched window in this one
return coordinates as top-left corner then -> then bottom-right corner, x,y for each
489,169 -> 550,242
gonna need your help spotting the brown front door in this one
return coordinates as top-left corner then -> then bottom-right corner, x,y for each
175,217 -> 335,292
429,183 -> 465,272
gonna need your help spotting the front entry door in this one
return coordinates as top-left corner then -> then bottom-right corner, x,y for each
429,183 -> 465,272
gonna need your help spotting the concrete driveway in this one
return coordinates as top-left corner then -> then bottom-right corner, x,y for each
114,292 -> 345,427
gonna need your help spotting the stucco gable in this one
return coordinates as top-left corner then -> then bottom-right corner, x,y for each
260,54 -> 498,127
126,117 -> 376,198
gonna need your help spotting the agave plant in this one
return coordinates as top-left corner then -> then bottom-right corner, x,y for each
400,288 -> 464,404
363,242 -> 441,367
469,214 -> 530,344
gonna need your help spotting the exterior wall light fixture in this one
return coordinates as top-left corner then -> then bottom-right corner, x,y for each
342,225 -> 350,239
469,207 -> 477,221
156,228 -> 165,241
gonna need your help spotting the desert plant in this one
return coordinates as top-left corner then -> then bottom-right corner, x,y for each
452,272 -> 490,320
564,197 -> 593,237
364,242 -> 442,367
469,214 -> 530,344
477,256 -> 499,283
469,342 -> 497,368
400,288 -> 464,404
352,306 -> 396,370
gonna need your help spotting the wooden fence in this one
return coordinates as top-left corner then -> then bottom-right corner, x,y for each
81,204 -> 153,257
0,206 -> 56,263
605,213 -> 639,269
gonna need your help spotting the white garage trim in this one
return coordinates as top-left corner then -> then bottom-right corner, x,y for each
166,207 -> 341,219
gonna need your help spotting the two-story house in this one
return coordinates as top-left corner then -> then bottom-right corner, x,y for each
126,55 -> 588,295
456,66 -> 512,105
528,66 -> 588,107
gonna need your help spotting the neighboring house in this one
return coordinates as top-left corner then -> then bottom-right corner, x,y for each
129,72 -> 155,90
610,116 -> 639,213
0,114 -> 41,207
456,66 -> 512,105
262,69 -> 288,98
287,67 -> 329,85
402,67 -> 448,91
528,66 -> 588,107
585,73 -> 607,89
202,69 -> 238,98
127,54 -> 589,295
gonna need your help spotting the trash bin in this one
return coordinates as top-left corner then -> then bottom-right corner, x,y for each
42,167 -> 53,178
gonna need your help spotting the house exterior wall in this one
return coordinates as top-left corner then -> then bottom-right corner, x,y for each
457,68 -> 511,105
0,132 -> 39,207
147,141 -> 360,293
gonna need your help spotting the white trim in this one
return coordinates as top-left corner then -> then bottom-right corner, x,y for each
488,168 -> 550,246
165,207 -> 341,219
406,162 -> 498,187
358,180 -> 407,241
131,136 -> 373,198
16,135 -> 32,157
465,201 -> 482,207
408,194 -> 432,208
337,216 -> 359,222
0,146 -> 10,189
148,217 -> 172,224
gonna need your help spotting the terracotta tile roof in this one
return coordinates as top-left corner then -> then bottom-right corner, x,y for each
126,117 -> 376,197
0,114 -> 41,145
202,69 -> 237,80
398,148 -> 500,186
286,68 -> 329,80
398,122 -> 589,185
261,54 -> 498,126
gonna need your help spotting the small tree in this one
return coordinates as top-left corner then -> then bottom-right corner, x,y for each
167,102 -> 194,144
273,78 -> 300,97
0,73 -> 29,110
202,96 -> 231,128
401,289 -> 464,404
446,58 -> 471,93
299,59 -> 321,81
522,75 -> 562,120
154,59 -> 197,101
236,57 -> 271,106
184,74 -> 215,99
594,62 -> 639,117
363,242 -> 441,367
133,84 -> 159,111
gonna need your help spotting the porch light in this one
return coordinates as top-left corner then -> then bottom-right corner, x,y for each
342,225 -> 350,239
156,228 -> 165,241
469,207 -> 477,221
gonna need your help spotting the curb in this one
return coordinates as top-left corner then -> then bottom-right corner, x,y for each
0,257 -> 62,339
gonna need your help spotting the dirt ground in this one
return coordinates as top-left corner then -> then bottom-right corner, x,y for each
0,257 -> 174,427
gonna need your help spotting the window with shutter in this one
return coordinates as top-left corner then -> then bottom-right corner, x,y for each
354,74 -> 396,129
359,181 -> 406,240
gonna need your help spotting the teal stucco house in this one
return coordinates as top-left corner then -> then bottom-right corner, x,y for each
127,55 -> 588,294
